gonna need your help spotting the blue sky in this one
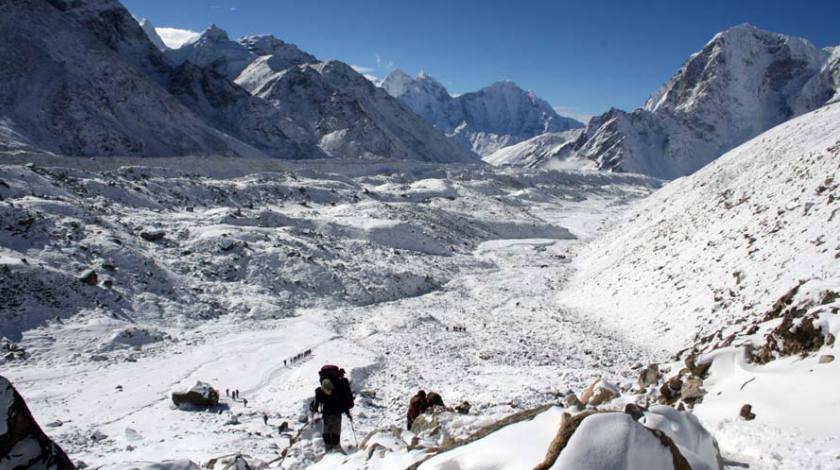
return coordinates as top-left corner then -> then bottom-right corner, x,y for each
123,0 -> 840,121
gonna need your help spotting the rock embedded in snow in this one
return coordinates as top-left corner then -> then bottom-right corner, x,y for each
98,460 -> 201,470
739,404 -> 756,421
637,364 -> 660,389
818,354 -> 835,364
206,453 -> 268,470
171,381 -> 220,409
78,270 -> 98,286
0,375 -> 75,469
579,378 -> 619,406
679,377 -> 706,404
541,412 -> 693,470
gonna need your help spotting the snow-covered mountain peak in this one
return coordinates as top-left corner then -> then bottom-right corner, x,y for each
239,34 -> 315,63
382,69 -> 448,99
645,24 -> 824,114
383,70 -> 582,156
526,24 -> 840,179
164,24 -> 254,79
137,18 -> 167,51
201,24 -> 230,42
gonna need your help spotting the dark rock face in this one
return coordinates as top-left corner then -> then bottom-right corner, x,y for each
0,375 -> 75,469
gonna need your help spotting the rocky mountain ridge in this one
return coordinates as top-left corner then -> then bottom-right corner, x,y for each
381,70 -> 583,156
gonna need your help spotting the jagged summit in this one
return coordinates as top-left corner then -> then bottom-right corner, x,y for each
138,18 -> 167,51
506,24 -> 839,178
202,24 -> 229,41
383,70 -> 582,156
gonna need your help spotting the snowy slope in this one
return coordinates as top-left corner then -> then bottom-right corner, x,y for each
564,101 -> 840,354
485,129 -> 583,168
233,55 -> 479,163
381,70 -> 583,156
0,0 -> 479,163
158,24 -> 479,163
0,0 -> 262,159
537,24 -> 839,178
0,156 -> 659,467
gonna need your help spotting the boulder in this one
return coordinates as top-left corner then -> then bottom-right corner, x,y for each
680,377 -> 706,403
0,375 -> 75,469
171,382 -> 219,409
659,377 -> 683,405
454,401 -> 471,415
739,404 -> 756,420
685,354 -> 711,378
79,269 -> 98,286
206,453 -> 267,470
638,364 -> 660,389
140,231 -> 166,242
563,393 -> 583,410
580,378 -> 619,406
818,354 -> 834,364
534,411 -> 693,470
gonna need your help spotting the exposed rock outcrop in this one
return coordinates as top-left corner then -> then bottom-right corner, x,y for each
0,375 -> 75,469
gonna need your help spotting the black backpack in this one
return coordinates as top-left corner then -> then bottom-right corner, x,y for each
319,365 -> 354,411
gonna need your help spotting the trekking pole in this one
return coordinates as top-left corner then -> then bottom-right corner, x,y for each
348,413 -> 358,447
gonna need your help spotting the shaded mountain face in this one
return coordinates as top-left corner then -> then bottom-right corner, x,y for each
566,24 -> 839,179
381,71 -> 583,156
0,0 -> 479,163
0,0 -> 258,158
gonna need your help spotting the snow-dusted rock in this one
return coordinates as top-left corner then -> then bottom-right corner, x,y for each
0,375 -> 75,469
171,382 -> 219,409
98,461 -> 200,470
206,453 -> 268,470
579,378 -> 619,406
382,70 -> 583,156
99,327 -> 168,352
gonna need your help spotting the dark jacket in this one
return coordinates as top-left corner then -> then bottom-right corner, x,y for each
407,393 -> 428,430
312,387 -> 345,415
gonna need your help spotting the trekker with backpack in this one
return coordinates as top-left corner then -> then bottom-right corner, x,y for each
309,364 -> 354,451
407,390 -> 428,431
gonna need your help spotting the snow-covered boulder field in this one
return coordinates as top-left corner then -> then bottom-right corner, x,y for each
308,405 -> 722,470
1,156 -> 663,468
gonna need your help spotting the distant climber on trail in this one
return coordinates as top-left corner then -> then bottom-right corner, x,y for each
407,390 -> 428,431
309,364 -> 354,452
